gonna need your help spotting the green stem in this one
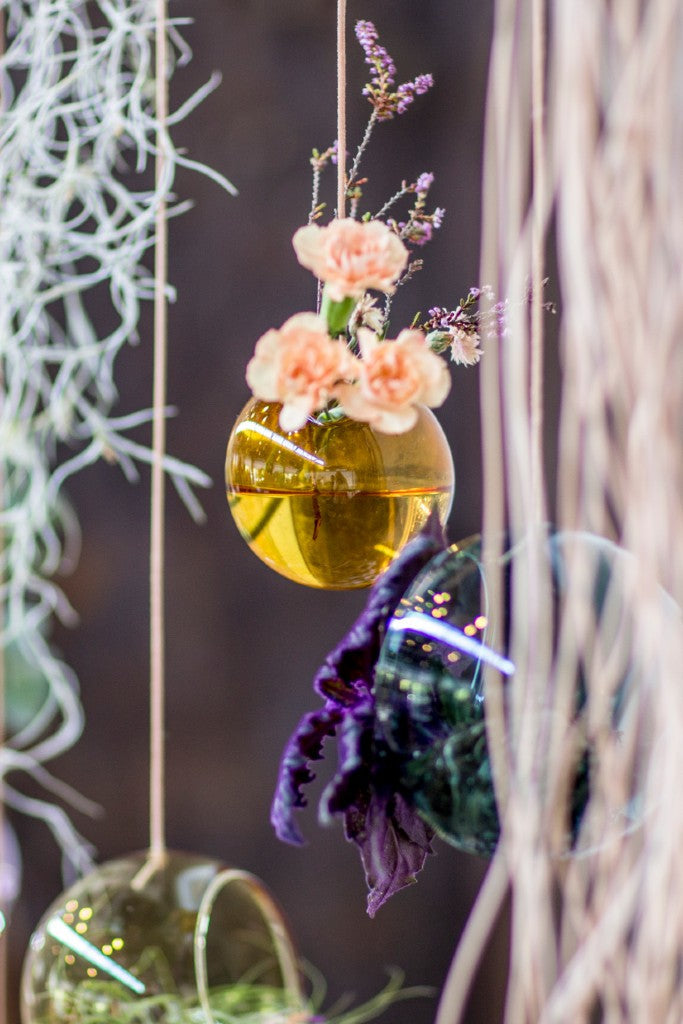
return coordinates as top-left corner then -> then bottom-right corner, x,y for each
320,288 -> 355,338
244,497 -> 281,543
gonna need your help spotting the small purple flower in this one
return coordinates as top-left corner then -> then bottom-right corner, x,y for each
395,82 -> 414,114
415,172 -> 434,194
355,19 -> 378,51
396,74 -> 435,114
432,206 -> 445,229
426,305 -> 462,330
355,19 -> 396,88
413,74 -> 434,95
411,221 -> 433,246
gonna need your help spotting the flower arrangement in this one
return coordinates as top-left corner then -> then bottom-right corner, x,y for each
244,20 -> 487,436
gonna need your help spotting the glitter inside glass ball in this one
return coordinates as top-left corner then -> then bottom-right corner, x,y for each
374,532 -> 639,856
21,850 -> 301,1024
226,399 -> 455,590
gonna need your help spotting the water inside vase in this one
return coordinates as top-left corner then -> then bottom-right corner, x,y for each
226,400 -> 455,589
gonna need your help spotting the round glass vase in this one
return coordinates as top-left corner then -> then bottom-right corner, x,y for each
374,532 -> 640,856
225,399 -> 455,590
21,850 -> 302,1024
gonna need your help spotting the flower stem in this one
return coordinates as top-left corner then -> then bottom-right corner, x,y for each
321,288 -> 356,337
348,109 -> 378,196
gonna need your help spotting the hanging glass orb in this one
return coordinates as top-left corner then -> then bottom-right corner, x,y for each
374,532 -> 639,856
21,850 -> 302,1024
225,399 -> 455,590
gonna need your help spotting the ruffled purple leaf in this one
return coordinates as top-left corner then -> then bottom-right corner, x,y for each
315,512 -> 446,703
319,690 -> 374,822
346,791 -> 435,918
272,515 -> 447,911
271,704 -> 343,845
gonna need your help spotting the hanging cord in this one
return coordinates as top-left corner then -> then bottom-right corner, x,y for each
149,0 -> 169,864
337,0 -> 347,218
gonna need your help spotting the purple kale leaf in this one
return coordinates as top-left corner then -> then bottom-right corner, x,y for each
318,692 -> 435,916
271,515 -> 445,912
271,704 -> 342,844
347,791 -> 435,918
314,510 -> 446,705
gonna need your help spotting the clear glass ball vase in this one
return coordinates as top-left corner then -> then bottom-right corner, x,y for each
225,399 -> 455,590
21,850 -> 302,1024
374,532 -> 641,856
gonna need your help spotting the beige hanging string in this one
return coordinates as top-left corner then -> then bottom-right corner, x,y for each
149,0 -> 169,866
337,0 -> 347,218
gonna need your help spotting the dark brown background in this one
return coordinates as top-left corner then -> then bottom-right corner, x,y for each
11,2 -> 511,1020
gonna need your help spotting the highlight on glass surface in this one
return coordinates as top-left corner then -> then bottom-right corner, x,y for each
226,398 -> 454,589
21,850 -> 302,1024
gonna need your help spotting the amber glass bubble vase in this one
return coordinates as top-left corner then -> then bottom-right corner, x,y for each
226,399 -> 455,590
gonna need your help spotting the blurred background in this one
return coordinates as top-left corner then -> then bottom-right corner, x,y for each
10,1 -> 511,1020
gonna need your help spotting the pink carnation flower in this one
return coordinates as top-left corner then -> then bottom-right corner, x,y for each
246,313 -> 352,431
292,218 -> 409,301
336,328 -> 451,434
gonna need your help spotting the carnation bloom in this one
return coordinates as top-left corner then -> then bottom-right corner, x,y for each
449,326 -> 482,366
246,313 -> 351,431
336,328 -> 451,434
350,294 -> 385,334
292,218 -> 409,301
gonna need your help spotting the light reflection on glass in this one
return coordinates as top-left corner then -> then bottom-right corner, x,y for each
46,917 -> 146,995
232,421 -> 324,467
391,610 -> 515,676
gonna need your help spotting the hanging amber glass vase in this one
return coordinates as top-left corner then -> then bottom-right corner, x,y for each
226,398 -> 455,590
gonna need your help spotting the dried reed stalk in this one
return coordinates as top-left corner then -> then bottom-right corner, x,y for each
438,1 -> 683,1020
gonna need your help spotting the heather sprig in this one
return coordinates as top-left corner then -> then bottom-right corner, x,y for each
309,143 -> 341,222
310,21 -> 436,218
355,20 -> 434,123
384,172 -> 446,248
